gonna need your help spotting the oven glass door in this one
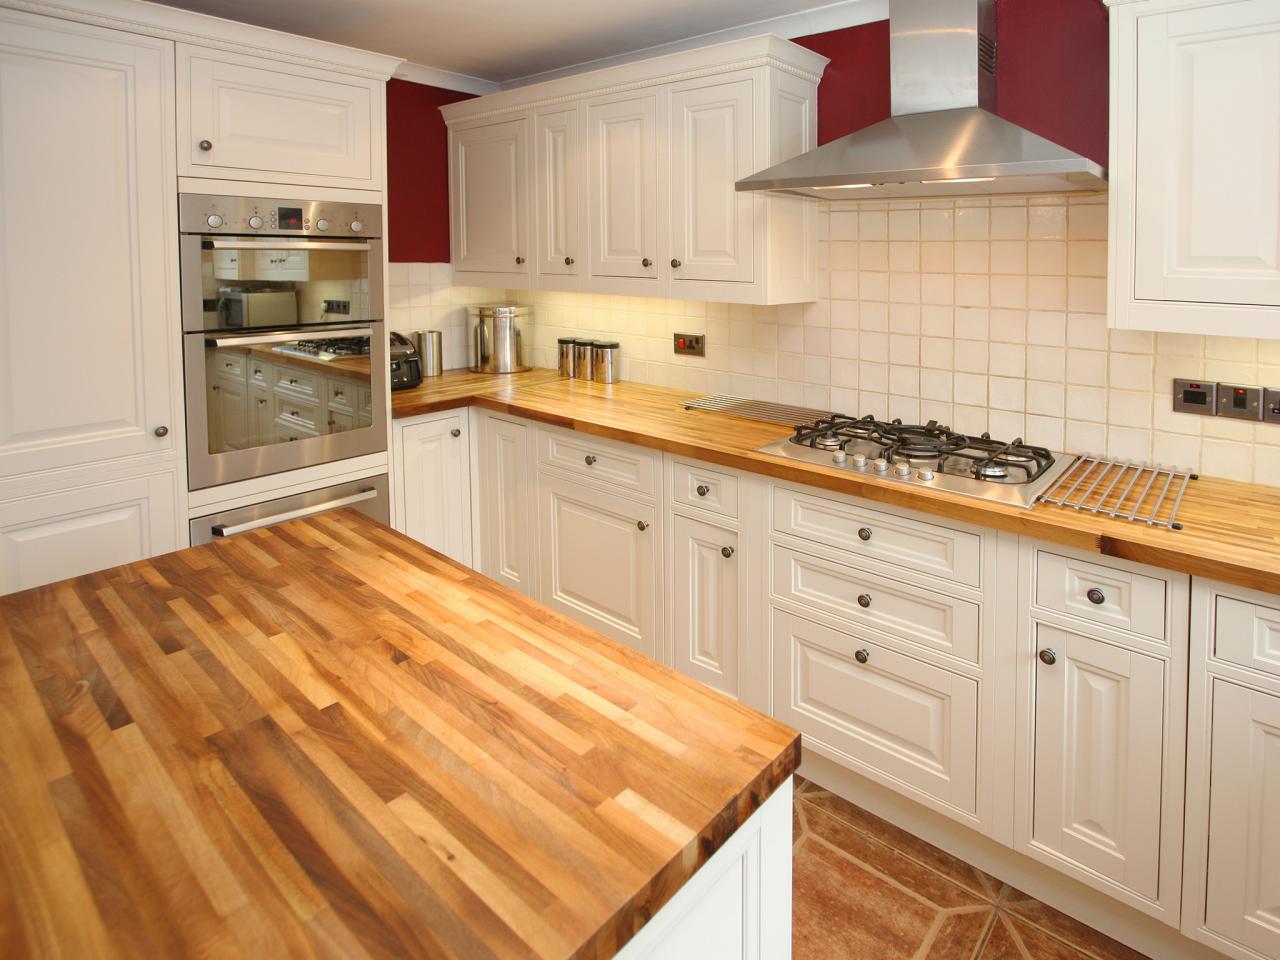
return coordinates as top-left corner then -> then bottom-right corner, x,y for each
184,324 -> 388,490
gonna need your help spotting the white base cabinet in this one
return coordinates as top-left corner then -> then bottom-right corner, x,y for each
394,410 -> 472,566
475,412 -> 538,596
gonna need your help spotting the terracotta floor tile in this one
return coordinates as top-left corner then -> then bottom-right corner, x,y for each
1003,888 -> 1149,960
793,836 -> 942,960
925,907 -> 997,959
979,916 -> 1027,959
799,788 -> 1003,901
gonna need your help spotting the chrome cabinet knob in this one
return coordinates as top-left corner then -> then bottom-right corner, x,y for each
854,649 -> 870,664
565,256 -> 575,266
515,256 -> 525,265
671,258 -> 682,269
721,546 -> 735,559
637,520 -> 649,531
1039,648 -> 1057,666
450,428 -> 461,438
857,594 -> 872,608
696,484 -> 710,497
1086,587 -> 1106,605
857,527 -> 872,541
198,139 -> 213,151
584,455 -> 597,466
153,425 -> 169,437
641,258 -> 652,268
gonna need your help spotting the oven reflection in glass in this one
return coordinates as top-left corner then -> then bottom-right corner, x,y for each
204,338 -> 373,455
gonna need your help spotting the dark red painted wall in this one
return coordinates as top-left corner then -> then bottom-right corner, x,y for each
792,21 -> 892,146
386,78 -> 474,263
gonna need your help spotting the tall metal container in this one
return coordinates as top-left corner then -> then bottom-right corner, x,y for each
469,304 -> 531,374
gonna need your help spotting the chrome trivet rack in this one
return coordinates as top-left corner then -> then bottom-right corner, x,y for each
684,396 -> 830,427
1039,455 -> 1197,530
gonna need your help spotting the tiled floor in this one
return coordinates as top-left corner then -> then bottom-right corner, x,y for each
793,779 -> 1151,960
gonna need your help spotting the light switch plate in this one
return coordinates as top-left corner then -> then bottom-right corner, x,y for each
1265,388 -> 1280,424
1217,383 -> 1263,420
1173,379 -> 1217,415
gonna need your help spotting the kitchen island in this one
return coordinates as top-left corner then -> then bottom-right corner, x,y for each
0,511 -> 798,958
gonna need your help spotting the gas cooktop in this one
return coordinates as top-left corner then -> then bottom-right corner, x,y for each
757,414 -> 1076,509
272,336 -> 370,362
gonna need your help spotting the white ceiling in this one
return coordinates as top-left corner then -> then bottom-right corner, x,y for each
151,0 -> 883,90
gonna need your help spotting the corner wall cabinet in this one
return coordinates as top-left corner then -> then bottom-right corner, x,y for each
443,36 -> 827,305
1107,0 -> 1280,337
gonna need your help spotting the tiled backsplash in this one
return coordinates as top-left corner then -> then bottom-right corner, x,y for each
389,194 -> 1280,487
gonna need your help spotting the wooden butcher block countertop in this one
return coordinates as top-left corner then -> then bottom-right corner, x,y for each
393,370 -> 1280,594
0,511 -> 798,959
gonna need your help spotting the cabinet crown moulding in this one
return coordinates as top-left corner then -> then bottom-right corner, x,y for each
441,35 -> 829,123
0,0 -> 404,79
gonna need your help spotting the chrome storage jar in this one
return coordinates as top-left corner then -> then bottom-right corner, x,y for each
558,337 -> 576,378
469,304 -> 531,374
415,329 -> 443,378
591,342 -> 620,383
572,339 -> 593,380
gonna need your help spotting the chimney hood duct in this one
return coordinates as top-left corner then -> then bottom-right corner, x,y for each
737,0 -> 1106,199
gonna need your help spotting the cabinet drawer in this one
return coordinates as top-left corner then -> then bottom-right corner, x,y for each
212,351 -> 246,379
538,427 -> 657,497
670,459 -> 738,519
273,364 -> 321,401
772,545 -> 980,664
772,486 -> 982,588
274,395 -> 320,432
1034,551 -> 1167,642
1215,594 -> 1280,680
772,609 -> 978,816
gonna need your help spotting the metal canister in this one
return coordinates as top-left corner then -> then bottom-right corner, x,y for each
558,337 -> 576,378
591,341 -> 620,383
416,330 -> 443,377
573,339 -> 593,381
469,304 -> 531,374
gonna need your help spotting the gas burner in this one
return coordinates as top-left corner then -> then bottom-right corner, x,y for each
974,462 -> 1009,480
814,435 -> 844,450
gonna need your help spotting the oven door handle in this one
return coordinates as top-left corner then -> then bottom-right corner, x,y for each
207,326 -> 373,348
207,239 -> 372,252
210,487 -> 379,539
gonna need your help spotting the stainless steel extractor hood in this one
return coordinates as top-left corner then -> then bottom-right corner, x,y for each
737,0 -> 1106,199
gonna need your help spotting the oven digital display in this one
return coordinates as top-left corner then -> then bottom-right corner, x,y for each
277,206 -> 304,229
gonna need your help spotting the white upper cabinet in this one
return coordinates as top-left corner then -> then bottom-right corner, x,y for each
449,116 -> 532,283
1108,0 -> 1280,336
178,45 -> 383,189
0,10 -> 178,478
443,36 -> 826,304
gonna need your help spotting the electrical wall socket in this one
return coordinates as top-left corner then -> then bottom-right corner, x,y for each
673,333 -> 704,357
1265,388 -> 1280,424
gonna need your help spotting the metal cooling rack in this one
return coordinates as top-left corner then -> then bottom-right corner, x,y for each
1039,455 -> 1197,530
683,396 -> 830,427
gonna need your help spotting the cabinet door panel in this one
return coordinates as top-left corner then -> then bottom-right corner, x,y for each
452,118 -> 529,276
1134,1 -> 1280,306
0,13 -> 176,477
181,45 -> 375,184
1031,623 -> 1166,901
399,415 -> 471,566
671,513 -> 738,697
1205,681 -> 1280,957
538,473 -> 656,657
478,416 -> 536,596
670,77 -> 754,284
534,107 -> 582,281
588,94 -> 659,281
0,471 -> 177,595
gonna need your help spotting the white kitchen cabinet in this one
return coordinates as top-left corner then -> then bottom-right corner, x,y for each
0,10 -> 179,478
0,469 -> 180,595
395,412 -> 472,566
178,44 -> 382,188
476,413 -> 538,597
449,116 -> 531,284
670,513 -> 740,697
587,92 -> 662,288
533,106 -> 584,289
1107,0 -> 1280,336
537,471 -> 658,658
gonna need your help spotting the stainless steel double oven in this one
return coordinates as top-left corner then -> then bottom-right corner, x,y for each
179,193 -> 389,492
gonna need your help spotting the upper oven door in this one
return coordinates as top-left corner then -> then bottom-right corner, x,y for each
180,234 -> 385,333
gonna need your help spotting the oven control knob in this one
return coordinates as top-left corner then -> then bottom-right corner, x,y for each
872,458 -> 889,473
832,449 -> 847,464
205,214 -> 224,228
917,468 -> 935,481
350,220 -> 364,233
893,463 -> 911,478
316,218 -> 330,231
248,215 -> 264,230
851,453 -> 868,470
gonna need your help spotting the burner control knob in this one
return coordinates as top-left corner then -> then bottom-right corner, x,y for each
851,453 -> 868,470
917,469 -> 935,481
205,214 -> 224,228
316,218 -> 330,231
832,449 -> 847,464
893,463 -> 911,478
350,220 -> 364,233
248,215 -> 264,229
872,458 -> 889,473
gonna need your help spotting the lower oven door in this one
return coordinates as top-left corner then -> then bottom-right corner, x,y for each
189,474 -> 389,546
184,323 -> 388,489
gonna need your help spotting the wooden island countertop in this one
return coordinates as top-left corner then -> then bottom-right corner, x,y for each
0,511 -> 799,959
392,370 -> 1280,594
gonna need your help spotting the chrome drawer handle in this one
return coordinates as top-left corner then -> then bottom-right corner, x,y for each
584,455 -> 597,466
516,256 -> 526,265
565,256 -> 575,266
450,428 -> 461,438
857,594 -> 872,609
637,520 -> 649,531
642,257 -> 652,268
198,139 -> 213,151
1039,648 -> 1057,666
854,649 -> 870,664
721,546 -> 734,559
696,484 -> 710,497
1086,587 -> 1106,605
153,425 -> 169,437
857,527 -> 872,542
